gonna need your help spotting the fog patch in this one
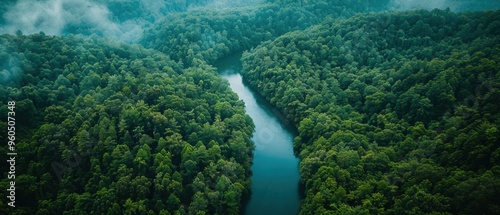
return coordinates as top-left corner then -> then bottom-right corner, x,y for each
391,0 -> 448,10
390,0 -> 500,11
195,0 -> 264,9
0,0 -> 141,43
0,46 -> 23,85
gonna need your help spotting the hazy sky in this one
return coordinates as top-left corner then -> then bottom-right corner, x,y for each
0,0 -> 265,42
0,0 -> 497,42
391,0 -> 500,11
0,0 -> 143,42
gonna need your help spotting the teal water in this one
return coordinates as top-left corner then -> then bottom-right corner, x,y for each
215,53 -> 301,215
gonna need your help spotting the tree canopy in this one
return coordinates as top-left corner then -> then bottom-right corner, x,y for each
241,9 -> 500,215
1,1 -> 499,214
0,33 -> 254,214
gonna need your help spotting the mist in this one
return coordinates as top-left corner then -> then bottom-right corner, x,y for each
391,0 -> 500,11
0,48 -> 22,85
0,0 -> 154,43
1,0 -> 498,43
191,0 -> 264,9
0,0 -> 265,43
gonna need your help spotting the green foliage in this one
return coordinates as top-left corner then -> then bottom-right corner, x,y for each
1,1 -> 499,214
241,9 -> 500,214
0,33 -> 254,214
140,0 -> 389,66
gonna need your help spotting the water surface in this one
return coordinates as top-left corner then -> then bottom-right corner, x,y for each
215,53 -> 301,215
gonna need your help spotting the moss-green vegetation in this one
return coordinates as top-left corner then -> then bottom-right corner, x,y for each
0,33 -> 254,214
1,0 -> 499,214
242,9 -> 500,214
3,0 -> 382,213
140,0 -> 389,66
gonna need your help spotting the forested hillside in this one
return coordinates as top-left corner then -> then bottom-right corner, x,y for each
0,1 -> 392,214
0,33 -> 254,214
241,9 -> 500,214
1,0 -> 500,214
140,0 -> 389,66
0,0 -> 264,43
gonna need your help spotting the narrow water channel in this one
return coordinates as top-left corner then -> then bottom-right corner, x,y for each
215,53 -> 301,215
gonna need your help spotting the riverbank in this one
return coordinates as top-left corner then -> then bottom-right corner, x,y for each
214,53 -> 301,215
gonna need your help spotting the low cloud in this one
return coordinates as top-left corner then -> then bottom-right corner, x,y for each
390,0 -> 500,11
0,0 -> 141,42
391,0 -> 449,10
193,0 -> 264,9
0,47 -> 23,85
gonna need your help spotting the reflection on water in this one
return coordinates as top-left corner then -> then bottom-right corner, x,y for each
216,53 -> 301,215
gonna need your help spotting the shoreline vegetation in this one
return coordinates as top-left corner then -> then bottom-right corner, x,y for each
1,0 -> 499,214
242,9 -> 500,215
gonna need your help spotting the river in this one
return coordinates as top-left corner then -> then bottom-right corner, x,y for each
215,53 -> 301,215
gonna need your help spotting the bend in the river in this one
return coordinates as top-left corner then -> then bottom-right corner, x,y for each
214,53 -> 301,215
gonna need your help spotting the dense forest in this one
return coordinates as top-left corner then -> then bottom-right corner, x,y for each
0,34 -> 254,214
0,0 -> 264,43
1,0 -> 500,214
140,0 -> 389,65
242,9 -> 500,214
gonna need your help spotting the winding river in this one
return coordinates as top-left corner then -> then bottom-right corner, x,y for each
215,53 -> 301,215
